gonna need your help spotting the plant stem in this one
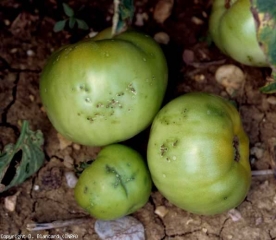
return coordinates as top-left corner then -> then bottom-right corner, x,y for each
26,217 -> 91,231
251,169 -> 275,176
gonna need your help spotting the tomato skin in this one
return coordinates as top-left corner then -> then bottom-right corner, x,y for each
40,29 -> 167,146
209,0 -> 267,67
74,144 -> 152,220
147,93 -> 251,215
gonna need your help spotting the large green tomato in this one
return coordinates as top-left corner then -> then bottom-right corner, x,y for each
74,144 -> 152,220
147,93 -> 251,215
209,0 -> 268,67
40,29 -> 167,146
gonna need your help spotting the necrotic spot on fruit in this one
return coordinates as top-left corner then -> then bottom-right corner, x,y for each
117,92 -> 124,96
172,140 -> 178,147
87,116 -> 94,123
84,186 -> 88,194
85,97 -> 91,103
181,108 -> 188,118
247,55 -> 253,63
160,144 -> 168,157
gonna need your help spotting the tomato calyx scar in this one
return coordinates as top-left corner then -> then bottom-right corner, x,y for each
233,136 -> 240,162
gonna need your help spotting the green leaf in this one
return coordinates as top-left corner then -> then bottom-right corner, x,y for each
63,3 -> 74,17
112,0 -> 134,36
0,121 -> 45,192
69,17 -> 76,29
251,0 -> 276,93
260,80 -> 276,94
53,19 -> 67,32
255,0 -> 276,18
74,160 -> 93,177
76,19 -> 89,30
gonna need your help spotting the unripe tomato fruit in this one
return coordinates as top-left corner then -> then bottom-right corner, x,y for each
147,93 -> 251,215
209,0 -> 268,67
74,144 -> 152,220
40,29 -> 168,146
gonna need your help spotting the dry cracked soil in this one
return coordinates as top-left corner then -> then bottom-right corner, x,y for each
1,0 -> 276,239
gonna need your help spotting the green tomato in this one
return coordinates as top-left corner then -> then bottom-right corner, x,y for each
147,93 -> 251,215
40,29 -> 168,146
209,0 -> 268,67
74,144 -> 152,220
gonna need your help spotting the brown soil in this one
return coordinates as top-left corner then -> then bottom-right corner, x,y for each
1,0 -> 276,239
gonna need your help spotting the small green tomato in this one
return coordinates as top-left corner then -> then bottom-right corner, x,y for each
74,144 -> 152,220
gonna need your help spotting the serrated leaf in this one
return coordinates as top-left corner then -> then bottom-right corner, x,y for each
251,0 -> 276,93
112,0 -> 134,36
69,17 -> 76,29
95,216 -> 145,240
0,121 -> 45,192
76,19 -> 89,30
63,3 -> 74,17
53,20 -> 67,32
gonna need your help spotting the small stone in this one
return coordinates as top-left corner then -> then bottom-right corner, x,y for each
40,106 -> 46,113
154,206 -> 169,218
73,143 -> 81,150
135,12 -> 149,26
4,192 -> 20,212
10,48 -> 18,53
202,11 -> 208,18
255,217 -> 263,225
250,145 -> 264,159
17,119 -> 22,127
260,180 -> 269,189
57,133 -> 72,150
33,185 -> 40,191
27,49 -> 35,57
267,96 -> 276,105
273,195 -> 276,204
153,0 -> 174,24
95,216 -> 145,240
29,94 -> 35,102
88,31 -> 98,38
228,209 -> 242,222
193,74 -> 205,82
154,32 -> 170,45
65,171 -> 78,188
64,155 -> 74,169
4,19 -> 10,26
183,49 -> 195,65
191,16 -> 204,25
215,64 -> 245,96
20,64 -> 26,70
